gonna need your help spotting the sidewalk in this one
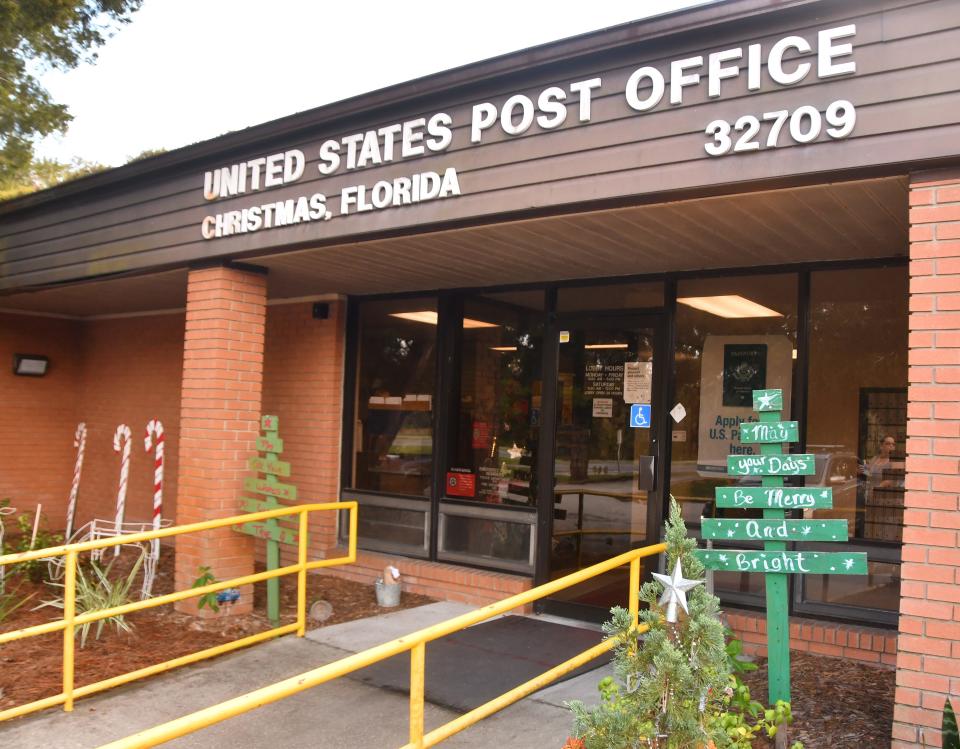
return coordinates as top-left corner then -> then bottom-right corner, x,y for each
0,603 -> 611,748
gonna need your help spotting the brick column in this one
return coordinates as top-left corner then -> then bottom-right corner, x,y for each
893,169 -> 960,748
174,265 -> 267,615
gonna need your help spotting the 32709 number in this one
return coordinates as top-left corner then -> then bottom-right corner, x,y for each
704,100 -> 856,157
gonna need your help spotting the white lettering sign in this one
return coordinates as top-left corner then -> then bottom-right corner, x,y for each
199,24 -> 858,239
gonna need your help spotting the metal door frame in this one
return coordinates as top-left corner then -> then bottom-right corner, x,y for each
535,309 -> 670,620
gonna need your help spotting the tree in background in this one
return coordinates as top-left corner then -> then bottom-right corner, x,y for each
0,156 -> 105,201
0,0 -> 143,183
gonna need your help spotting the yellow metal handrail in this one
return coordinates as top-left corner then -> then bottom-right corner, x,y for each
97,540 -> 667,749
0,500 -> 357,722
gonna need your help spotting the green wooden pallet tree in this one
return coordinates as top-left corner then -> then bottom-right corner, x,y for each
695,388 -> 867,705
235,415 -> 298,625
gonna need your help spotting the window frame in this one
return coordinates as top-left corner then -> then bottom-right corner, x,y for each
339,257 -> 908,627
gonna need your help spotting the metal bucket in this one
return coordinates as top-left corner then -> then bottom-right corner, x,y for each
375,579 -> 401,607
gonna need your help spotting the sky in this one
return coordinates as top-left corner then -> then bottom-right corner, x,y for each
36,0 -> 711,166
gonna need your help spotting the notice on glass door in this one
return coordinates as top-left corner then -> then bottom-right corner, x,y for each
624,361 -> 653,403
592,398 -> 613,418
584,362 -> 623,397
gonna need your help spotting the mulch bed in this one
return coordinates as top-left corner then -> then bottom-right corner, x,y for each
0,549 -> 434,714
743,650 -> 896,748
0,547 -> 898,746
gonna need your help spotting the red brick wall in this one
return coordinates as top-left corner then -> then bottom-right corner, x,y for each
261,299 -> 345,563
173,266 -> 266,615
323,549 -> 532,608
0,312 -> 185,540
893,168 -> 960,748
0,313 -> 81,522
726,610 -> 896,667
73,314 -> 185,530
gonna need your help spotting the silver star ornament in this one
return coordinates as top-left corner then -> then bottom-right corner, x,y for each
651,559 -> 704,623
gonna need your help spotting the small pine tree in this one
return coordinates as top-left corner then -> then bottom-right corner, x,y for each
569,498 -> 730,749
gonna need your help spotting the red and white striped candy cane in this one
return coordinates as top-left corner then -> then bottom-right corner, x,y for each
144,420 -> 164,560
113,424 -> 132,556
65,422 -> 87,539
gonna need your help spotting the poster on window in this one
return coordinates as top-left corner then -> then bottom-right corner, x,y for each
696,335 -> 793,477
446,469 -> 476,497
623,361 -> 653,404
722,344 -> 767,406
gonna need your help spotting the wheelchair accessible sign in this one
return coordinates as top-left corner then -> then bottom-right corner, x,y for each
630,404 -> 651,428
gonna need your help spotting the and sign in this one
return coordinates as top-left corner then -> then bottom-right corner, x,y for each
630,404 -> 651,428
727,453 -> 815,476
199,25 -> 859,241
714,486 -> 833,510
695,550 -> 868,575
701,518 -> 848,542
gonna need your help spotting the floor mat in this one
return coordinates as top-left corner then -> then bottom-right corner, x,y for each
350,615 -> 610,713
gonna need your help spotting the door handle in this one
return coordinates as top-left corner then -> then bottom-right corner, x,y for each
637,437 -> 658,492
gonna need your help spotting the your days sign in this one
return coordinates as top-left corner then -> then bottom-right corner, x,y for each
200,25 -> 859,240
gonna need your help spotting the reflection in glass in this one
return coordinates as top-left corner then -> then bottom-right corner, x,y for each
447,294 -> 543,506
357,505 -> 428,549
801,267 -> 907,614
803,560 -> 900,610
670,274 -> 799,604
558,281 -> 663,312
549,322 -> 657,609
353,298 -> 437,498
440,513 -> 532,567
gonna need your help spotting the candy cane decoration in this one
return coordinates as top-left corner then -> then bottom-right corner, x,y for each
113,424 -> 132,557
65,422 -> 87,539
142,420 -> 165,597
0,502 -> 16,593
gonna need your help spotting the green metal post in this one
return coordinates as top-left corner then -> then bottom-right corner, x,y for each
266,532 -> 280,625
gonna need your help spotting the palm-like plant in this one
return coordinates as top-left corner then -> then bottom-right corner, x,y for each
38,552 -> 144,647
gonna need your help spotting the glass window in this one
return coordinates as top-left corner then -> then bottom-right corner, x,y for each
670,274 -> 798,604
352,297 -> 437,498
446,292 -> 544,506
438,503 -> 535,573
799,266 -> 907,617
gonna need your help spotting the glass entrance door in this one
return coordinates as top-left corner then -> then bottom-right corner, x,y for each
544,316 -> 665,617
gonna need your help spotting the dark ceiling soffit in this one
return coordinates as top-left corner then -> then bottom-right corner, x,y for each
0,162 -> 911,301
0,0 -> 827,217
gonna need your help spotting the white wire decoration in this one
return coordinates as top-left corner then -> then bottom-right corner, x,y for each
0,501 -> 17,594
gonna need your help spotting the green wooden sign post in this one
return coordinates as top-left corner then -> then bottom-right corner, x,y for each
694,389 -> 867,705
234,415 -> 298,625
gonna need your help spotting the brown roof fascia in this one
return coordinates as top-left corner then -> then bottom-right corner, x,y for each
0,0 -> 825,217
